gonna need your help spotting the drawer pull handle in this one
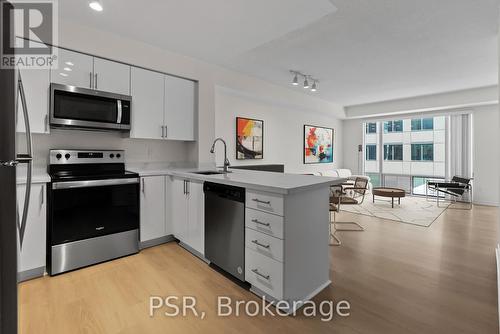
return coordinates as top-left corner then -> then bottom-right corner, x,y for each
251,240 -> 270,249
251,269 -> 270,280
252,219 -> 270,227
252,198 -> 271,205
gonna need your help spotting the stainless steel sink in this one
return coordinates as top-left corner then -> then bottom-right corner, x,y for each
192,171 -> 225,175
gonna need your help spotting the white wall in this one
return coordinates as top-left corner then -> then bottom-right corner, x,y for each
473,106 -> 499,206
343,106 -> 499,206
215,88 -> 343,174
49,20 -> 344,169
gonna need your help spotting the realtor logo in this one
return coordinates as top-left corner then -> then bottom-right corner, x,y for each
1,0 -> 58,69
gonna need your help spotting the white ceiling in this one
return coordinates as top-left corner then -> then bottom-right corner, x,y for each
60,0 -> 499,106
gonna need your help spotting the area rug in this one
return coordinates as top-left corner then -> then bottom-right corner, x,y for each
340,192 -> 450,227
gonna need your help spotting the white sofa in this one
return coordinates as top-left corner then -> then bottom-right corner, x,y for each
319,169 -> 372,191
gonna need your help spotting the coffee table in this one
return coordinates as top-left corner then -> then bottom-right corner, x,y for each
372,187 -> 406,208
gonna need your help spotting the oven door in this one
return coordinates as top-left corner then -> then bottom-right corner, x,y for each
49,178 -> 139,246
50,83 -> 131,131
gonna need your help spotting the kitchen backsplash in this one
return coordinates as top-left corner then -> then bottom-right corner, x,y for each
18,130 -> 197,168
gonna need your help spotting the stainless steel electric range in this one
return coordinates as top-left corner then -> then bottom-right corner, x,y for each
47,149 -> 140,275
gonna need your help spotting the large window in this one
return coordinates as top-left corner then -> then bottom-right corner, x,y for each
384,120 -> 403,133
366,173 -> 381,187
411,118 -> 434,131
411,143 -> 434,161
366,145 -> 377,160
366,123 -> 377,134
384,144 -> 403,161
412,176 -> 445,196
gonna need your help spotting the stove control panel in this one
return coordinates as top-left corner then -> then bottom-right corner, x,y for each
50,150 -> 125,164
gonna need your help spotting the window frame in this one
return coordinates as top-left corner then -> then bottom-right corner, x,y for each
411,143 -> 434,161
365,144 -> 377,161
383,143 -> 403,161
411,118 -> 434,131
365,122 -> 377,134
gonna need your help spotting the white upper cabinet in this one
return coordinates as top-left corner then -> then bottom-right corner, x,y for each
93,57 -> 130,95
17,66 -> 50,134
50,48 -> 93,88
164,75 -> 196,141
130,67 -> 165,140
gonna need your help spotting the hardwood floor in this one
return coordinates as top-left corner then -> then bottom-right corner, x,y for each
19,204 -> 499,334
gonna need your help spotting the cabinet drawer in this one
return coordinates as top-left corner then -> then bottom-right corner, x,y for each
246,190 -> 284,216
245,228 -> 283,262
245,247 -> 283,300
245,208 -> 284,239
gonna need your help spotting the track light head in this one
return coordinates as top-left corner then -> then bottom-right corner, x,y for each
311,81 -> 317,92
292,73 -> 298,86
303,77 -> 309,89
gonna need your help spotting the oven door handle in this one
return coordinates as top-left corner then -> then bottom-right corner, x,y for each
52,178 -> 139,190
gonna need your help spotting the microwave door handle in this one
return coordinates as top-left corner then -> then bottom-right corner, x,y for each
17,70 -> 33,248
117,100 -> 122,124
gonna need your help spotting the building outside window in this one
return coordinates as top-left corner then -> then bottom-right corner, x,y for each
366,145 -> 377,160
411,143 -> 434,161
363,116 -> 447,196
383,120 -> 403,133
366,122 -> 377,134
411,118 -> 434,131
384,144 -> 403,161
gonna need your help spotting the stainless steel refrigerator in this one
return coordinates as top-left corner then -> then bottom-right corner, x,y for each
0,1 -> 33,331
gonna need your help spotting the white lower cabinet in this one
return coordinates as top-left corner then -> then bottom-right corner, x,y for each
170,177 -> 204,255
140,176 -> 167,243
17,183 -> 47,279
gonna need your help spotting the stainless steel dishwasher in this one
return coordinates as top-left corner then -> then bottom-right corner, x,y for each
204,182 -> 246,282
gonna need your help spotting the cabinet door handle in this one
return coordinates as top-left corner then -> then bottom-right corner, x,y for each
161,125 -> 164,138
40,185 -> 44,206
186,180 -> 190,195
89,72 -> 93,88
251,269 -> 270,280
251,240 -> 270,249
183,180 -> 186,194
94,73 -> 98,89
251,219 -> 270,227
142,178 -> 145,193
164,125 -> 168,138
252,198 -> 271,205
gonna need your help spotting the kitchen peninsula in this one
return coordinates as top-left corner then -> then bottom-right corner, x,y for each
131,166 -> 346,313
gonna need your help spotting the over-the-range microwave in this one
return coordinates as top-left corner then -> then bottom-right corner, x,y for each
50,83 -> 132,132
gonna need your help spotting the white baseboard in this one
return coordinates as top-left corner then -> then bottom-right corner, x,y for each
473,200 -> 499,207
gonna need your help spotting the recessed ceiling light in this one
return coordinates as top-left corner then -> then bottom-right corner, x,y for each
59,73 -> 68,77
63,67 -> 72,71
88,0 -> 103,12
65,61 -> 74,66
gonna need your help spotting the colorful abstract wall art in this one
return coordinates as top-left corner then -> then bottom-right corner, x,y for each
236,117 -> 264,160
304,125 -> 334,164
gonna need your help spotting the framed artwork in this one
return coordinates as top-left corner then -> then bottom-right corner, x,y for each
304,125 -> 334,164
236,117 -> 264,160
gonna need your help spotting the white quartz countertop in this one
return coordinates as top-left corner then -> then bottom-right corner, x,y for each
14,163 -> 347,194
128,166 -> 347,195
16,166 -> 50,185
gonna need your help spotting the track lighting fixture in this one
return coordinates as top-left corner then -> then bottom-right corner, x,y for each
289,70 -> 319,92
